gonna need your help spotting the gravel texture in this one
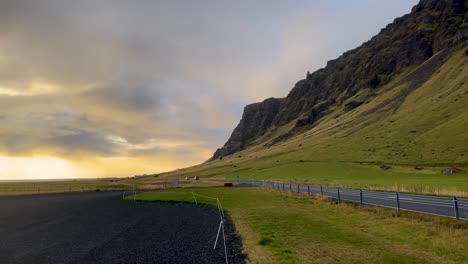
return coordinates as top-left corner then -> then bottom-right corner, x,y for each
0,192 -> 245,264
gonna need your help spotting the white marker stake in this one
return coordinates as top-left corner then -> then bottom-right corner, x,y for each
192,192 -> 198,204
217,198 -> 225,218
213,220 -> 222,249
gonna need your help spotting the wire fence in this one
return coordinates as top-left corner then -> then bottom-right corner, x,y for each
191,192 -> 228,264
123,189 -> 230,263
237,180 -> 468,220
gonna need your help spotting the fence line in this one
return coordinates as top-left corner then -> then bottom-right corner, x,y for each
126,190 -> 229,263
235,180 -> 467,220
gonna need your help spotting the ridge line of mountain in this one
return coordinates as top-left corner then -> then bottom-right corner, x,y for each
210,0 -> 467,161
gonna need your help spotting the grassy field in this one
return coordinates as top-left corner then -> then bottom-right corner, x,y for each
0,178 -> 225,196
241,46 -> 468,166
149,160 -> 468,197
228,162 -> 468,197
130,187 -> 468,264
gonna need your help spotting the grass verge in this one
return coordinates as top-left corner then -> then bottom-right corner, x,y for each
228,161 -> 468,197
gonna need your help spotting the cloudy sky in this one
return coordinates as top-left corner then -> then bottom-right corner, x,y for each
0,0 -> 418,179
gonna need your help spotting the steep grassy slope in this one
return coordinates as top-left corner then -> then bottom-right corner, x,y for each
206,46 -> 468,166
211,0 -> 467,160
272,46 -> 468,165
143,46 -> 468,197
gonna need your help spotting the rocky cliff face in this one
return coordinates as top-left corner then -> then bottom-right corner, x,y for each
211,97 -> 283,160
210,0 -> 467,161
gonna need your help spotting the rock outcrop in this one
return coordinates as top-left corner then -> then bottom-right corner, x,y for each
211,97 -> 283,160
210,0 -> 467,160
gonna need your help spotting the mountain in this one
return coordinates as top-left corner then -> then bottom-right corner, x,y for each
210,0 -> 468,165
211,97 -> 284,159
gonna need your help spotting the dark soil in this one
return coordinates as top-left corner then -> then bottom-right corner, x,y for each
0,192 -> 245,264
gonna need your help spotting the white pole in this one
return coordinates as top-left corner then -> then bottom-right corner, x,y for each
213,220 -> 222,249
217,198 -> 225,218
191,191 -> 228,263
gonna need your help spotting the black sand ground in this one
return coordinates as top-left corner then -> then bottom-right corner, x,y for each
0,192 -> 245,264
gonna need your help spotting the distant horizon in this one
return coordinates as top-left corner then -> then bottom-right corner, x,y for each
0,0 -> 418,180
0,176 -> 131,182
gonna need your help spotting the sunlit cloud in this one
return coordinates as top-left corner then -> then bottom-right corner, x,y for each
0,156 -> 81,180
0,80 -> 58,96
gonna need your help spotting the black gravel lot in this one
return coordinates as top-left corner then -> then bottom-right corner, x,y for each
0,192 -> 245,264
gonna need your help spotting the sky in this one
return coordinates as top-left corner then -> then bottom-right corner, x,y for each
0,0 -> 418,180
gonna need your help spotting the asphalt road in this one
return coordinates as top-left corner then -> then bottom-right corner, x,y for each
0,192 -> 245,264
241,180 -> 468,220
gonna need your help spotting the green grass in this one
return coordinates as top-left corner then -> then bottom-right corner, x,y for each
230,161 -> 468,196
144,159 -> 468,197
131,187 -> 468,264
223,47 -> 468,166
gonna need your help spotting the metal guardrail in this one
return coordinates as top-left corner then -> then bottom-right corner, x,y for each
237,180 -> 468,220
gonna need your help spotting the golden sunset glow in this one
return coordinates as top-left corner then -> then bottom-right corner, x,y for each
0,156 -> 79,180
0,154 -> 206,180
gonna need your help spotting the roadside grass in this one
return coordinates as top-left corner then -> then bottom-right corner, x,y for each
0,180 -> 128,195
122,177 -> 224,188
148,160 -> 468,197
130,187 -> 468,264
228,161 -> 468,197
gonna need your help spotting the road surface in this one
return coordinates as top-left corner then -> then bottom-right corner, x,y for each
241,180 -> 468,220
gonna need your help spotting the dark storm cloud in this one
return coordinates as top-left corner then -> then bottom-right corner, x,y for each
45,130 -> 117,156
84,81 -> 163,112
